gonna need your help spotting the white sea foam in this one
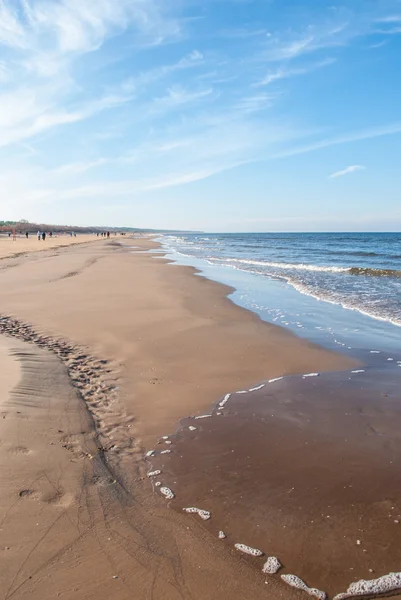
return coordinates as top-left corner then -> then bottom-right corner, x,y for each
235,544 -> 263,557
160,449 -> 171,454
351,370 -> 365,373
249,384 -> 265,392
262,557 -> 281,574
219,393 -> 231,408
160,487 -> 174,500
165,440 -> 172,444
145,450 -> 155,458
333,572 -> 401,599
195,414 -> 212,419
218,531 -> 226,539
188,426 -> 197,431
278,273 -> 401,328
281,574 -> 326,600
370,350 -> 380,353
221,257 -> 348,274
268,377 -> 283,383
303,373 -> 319,378
147,470 -> 161,477
183,507 -> 211,520
236,390 -> 247,394
155,481 -> 161,487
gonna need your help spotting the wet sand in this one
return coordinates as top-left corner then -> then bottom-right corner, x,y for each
0,237 -> 376,600
151,366 -> 401,598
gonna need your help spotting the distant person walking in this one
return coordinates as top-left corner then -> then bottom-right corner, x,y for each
26,231 -> 29,239
107,231 -> 110,238
42,232 -> 46,241
37,231 -> 41,241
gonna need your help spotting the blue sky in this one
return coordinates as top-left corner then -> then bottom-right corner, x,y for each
0,0 -> 401,231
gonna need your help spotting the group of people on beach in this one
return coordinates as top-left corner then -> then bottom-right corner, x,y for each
36,231 -> 53,241
6,229 -> 118,241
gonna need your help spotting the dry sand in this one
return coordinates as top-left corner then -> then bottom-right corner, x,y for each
0,338 -> 20,403
0,233 -> 100,260
0,236 -> 371,600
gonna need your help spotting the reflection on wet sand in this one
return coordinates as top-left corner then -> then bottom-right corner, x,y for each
150,365 -> 401,599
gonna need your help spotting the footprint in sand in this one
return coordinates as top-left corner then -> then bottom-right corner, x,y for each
41,490 -> 75,508
18,489 -> 38,499
8,446 -> 31,455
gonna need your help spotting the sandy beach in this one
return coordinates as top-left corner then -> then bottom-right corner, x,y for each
3,235 -> 401,600
0,338 -> 20,403
0,233 -> 102,260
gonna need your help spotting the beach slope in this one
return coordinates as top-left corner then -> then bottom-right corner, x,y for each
0,237 -> 358,600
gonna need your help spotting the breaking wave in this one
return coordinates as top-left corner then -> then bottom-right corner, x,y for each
216,258 -> 401,278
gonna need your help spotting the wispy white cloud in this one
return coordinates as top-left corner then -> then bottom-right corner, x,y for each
0,84 -> 135,148
0,0 -> 180,55
121,49 -> 205,93
254,58 -> 336,87
219,27 -> 269,39
375,15 -> 401,24
234,93 -> 276,113
0,0 -> 185,151
0,0 -> 400,227
53,158 -> 109,174
372,14 -> 401,34
273,122 -> 401,159
329,165 -> 366,179
375,26 -> 401,34
369,40 -> 389,48
148,86 -> 215,117
258,6 -> 401,65
262,23 -> 350,62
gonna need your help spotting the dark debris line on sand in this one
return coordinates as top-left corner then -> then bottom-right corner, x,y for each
0,314 -> 132,468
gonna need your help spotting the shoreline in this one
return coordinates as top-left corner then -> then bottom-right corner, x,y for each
151,364 -> 401,598
159,235 -> 401,361
1,236 -> 396,600
159,233 -> 401,334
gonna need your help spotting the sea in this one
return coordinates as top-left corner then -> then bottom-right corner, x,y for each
159,232 -> 401,358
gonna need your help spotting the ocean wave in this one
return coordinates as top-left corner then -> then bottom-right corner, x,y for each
326,250 -> 380,257
349,267 -> 401,278
286,278 -> 401,327
213,258 -> 401,278
216,258 -> 349,273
